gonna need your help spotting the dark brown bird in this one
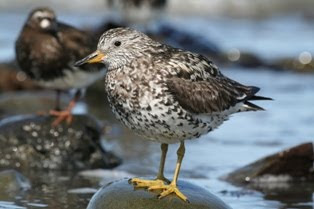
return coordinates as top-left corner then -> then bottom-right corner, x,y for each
15,7 -> 105,126
75,27 -> 272,202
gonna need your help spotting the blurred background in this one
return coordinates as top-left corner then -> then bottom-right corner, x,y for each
0,0 -> 313,209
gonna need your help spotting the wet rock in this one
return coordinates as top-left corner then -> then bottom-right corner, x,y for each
0,114 -> 121,171
0,61 -> 39,92
87,178 -> 232,209
0,169 -> 31,192
269,57 -> 314,73
222,51 -> 264,68
224,142 -> 314,185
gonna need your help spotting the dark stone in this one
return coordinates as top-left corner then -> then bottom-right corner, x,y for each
268,57 -> 314,73
221,51 -> 264,68
223,142 -> 314,185
0,169 -> 31,192
0,114 -> 121,171
87,178 -> 232,209
0,61 -> 39,92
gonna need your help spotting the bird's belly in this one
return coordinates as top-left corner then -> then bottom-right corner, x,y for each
109,99 -> 222,144
37,69 -> 106,90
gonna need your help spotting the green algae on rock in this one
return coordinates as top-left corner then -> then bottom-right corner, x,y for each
0,114 -> 121,171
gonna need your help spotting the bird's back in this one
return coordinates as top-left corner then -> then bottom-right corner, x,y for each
159,48 -> 270,113
57,22 -> 96,61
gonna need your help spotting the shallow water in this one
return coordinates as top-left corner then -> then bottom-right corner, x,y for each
0,11 -> 314,209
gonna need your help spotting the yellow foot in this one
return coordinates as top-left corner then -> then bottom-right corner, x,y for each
150,183 -> 189,202
130,178 -> 167,189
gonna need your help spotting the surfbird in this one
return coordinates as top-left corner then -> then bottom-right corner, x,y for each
75,27 -> 271,202
15,7 -> 105,126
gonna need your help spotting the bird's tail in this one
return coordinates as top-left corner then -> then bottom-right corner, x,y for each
242,86 -> 273,111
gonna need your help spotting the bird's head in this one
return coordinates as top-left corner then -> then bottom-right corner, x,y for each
26,7 -> 58,34
75,27 -> 158,70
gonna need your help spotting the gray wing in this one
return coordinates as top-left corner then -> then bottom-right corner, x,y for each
165,52 -> 263,114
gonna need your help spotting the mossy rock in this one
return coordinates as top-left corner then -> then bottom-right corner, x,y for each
0,114 -> 121,171
87,178 -> 232,209
224,142 -> 314,185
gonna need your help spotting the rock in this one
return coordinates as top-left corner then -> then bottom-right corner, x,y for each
87,178 -> 232,209
223,143 -> 314,207
223,142 -> 314,186
0,170 -> 31,192
269,57 -> 314,73
0,61 -> 39,92
0,114 -> 121,171
222,51 -> 264,68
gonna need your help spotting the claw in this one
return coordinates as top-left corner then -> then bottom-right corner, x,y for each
157,183 -> 188,202
49,109 -> 73,126
130,178 -> 189,202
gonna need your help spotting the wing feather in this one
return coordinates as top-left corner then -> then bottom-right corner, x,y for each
165,51 -> 264,113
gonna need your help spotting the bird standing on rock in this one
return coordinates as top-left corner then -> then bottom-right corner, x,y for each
15,7 -> 105,126
75,27 -> 271,202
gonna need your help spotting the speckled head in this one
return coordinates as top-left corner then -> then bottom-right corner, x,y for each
26,7 -> 57,33
75,27 -> 160,70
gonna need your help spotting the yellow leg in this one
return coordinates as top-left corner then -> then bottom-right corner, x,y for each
130,143 -> 169,188
156,143 -> 170,183
150,142 -> 188,202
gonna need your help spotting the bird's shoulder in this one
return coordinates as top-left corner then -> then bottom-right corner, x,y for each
57,22 -> 95,57
151,46 -> 220,80
153,47 -> 257,114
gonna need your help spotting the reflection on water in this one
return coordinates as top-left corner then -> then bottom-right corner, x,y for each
0,11 -> 313,209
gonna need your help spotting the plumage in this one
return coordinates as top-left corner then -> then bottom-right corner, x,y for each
75,27 -> 271,201
75,27 -> 271,143
15,7 -> 106,126
15,7 -> 104,89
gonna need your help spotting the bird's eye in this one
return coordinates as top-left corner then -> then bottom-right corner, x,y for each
114,41 -> 121,47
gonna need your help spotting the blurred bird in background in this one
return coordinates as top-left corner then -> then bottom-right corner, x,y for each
15,7 -> 106,126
